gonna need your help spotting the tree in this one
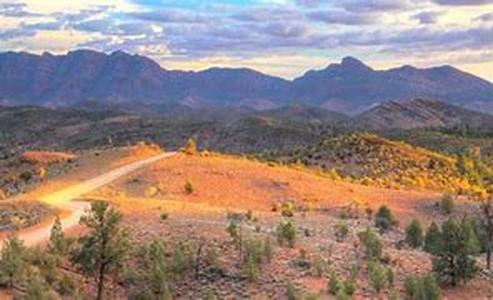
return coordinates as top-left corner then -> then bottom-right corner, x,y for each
478,198 -> 493,269
432,219 -> 477,286
49,216 -> 71,257
424,222 -> 441,255
0,235 -> 28,288
374,205 -> 396,232
405,219 -> 423,248
71,201 -> 131,300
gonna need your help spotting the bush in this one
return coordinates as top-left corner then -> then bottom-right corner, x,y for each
184,181 -> 194,194
170,242 -> 191,276
405,219 -> 424,248
334,222 -> 349,242
358,228 -> 382,260
328,272 -> 341,295
440,193 -> 454,214
286,282 -> 299,300
368,261 -> 387,293
311,254 -> 325,277
375,205 -> 397,231
182,138 -> 198,155
404,273 -> 441,300
276,221 -> 296,247
281,202 -> 295,217
262,237 -> 274,262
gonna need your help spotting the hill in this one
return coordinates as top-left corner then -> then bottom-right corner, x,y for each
0,105 -> 349,154
357,98 -> 493,130
278,132 -> 478,192
1,50 -> 493,114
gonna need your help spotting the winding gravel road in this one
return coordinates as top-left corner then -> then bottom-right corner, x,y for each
0,152 -> 176,249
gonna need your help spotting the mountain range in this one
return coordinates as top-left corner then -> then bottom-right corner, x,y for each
1,50 -> 492,115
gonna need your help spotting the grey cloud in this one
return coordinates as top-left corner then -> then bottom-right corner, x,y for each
295,0 -> 321,7
129,9 -> 208,23
232,7 -> 303,22
340,0 -> 412,12
474,12 -> 493,22
431,0 -> 493,5
308,9 -> 378,25
0,2 -> 38,17
413,11 -> 442,24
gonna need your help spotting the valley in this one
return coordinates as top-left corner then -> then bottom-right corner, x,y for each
1,52 -> 493,300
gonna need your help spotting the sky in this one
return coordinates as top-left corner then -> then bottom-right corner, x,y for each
0,0 -> 492,81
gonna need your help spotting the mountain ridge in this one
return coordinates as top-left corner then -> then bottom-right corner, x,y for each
1,49 -> 492,114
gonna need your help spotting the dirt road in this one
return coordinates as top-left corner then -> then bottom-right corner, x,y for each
0,152 -> 177,249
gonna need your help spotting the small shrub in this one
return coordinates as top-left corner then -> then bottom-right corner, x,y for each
263,237 -> 274,262
342,278 -> 356,296
405,273 -> 441,300
170,242 -> 191,276
20,171 -> 33,182
440,193 -> 454,214
184,181 -> 194,194
206,246 -> 219,268
328,272 -> 341,295
311,254 -> 325,277
368,261 -> 387,293
358,228 -> 382,260
335,289 -> 350,300
276,221 -> 296,247
182,138 -> 198,155
334,222 -> 349,242
160,213 -> 169,221
375,205 -> 396,232
281,202 -> 295,217
57,274 -> 76,296
286,282 -> 299,300
405,219 -> 423,248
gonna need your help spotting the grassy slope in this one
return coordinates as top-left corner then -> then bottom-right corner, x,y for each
276,132 -> 475,192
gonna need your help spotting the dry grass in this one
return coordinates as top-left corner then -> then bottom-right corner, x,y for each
89,152 -> 444,224
22,151 -> 76,164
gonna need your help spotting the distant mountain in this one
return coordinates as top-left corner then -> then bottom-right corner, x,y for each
1,50 -> 492,114
293,57 -> 493,114
357,99 -> 493,130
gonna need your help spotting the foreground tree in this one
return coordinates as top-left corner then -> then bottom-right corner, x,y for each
0,235 -> 28,288
405,219 -> 423,248
137,240 -> 172,298
432,219 -> 478,286
71,201 -> 131,300
424,222 -> 441,255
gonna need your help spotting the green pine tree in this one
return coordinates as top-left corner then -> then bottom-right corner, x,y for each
71,201 -> 131,300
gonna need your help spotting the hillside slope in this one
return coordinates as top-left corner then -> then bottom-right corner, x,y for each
280,133 -> 474,192
357,99 -> 493,130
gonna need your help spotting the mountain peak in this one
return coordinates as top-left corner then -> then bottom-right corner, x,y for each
341,56 -> 364,66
